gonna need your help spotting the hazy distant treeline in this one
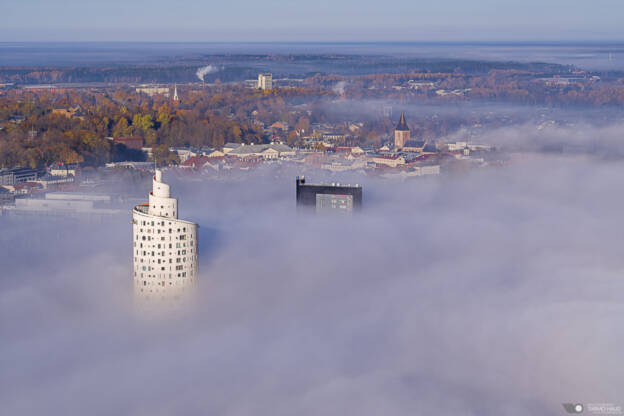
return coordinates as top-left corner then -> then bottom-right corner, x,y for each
0,55 -> 574,85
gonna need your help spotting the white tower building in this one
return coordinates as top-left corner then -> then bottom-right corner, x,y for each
257,73 -> 273,90
132,170 -> 198,302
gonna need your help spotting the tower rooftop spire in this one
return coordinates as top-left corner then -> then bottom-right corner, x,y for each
396,111 -> 409,131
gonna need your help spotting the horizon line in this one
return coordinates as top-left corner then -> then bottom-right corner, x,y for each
2,40 -> 624,45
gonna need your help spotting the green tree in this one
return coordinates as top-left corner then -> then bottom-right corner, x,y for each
112,117 -> 130,137
152,144 -> 179,167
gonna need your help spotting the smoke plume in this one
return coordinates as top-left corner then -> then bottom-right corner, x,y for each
332,81 -> 347,95
196,65 -> 220,82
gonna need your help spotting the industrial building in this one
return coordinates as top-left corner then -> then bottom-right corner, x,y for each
1,192 -> 123,220
296,176 -> 362,213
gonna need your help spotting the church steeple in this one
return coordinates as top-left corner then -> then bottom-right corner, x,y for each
173,84 -> 179,102
396,111 -> 409,131
394,111 -> 410,149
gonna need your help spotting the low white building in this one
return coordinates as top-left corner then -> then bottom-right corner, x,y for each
1,192 -> 122,219
49,163 -> 78,177
446,141 -> 493,152
227,143 -> 295,159
417,165 -> 441,175
372,155 -> 406,168
135,85 -> 170,97
321,159 -> 367,172
379,165 -> 440,179
447,141 -> 468,151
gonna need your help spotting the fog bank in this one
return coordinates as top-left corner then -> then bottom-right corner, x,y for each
1,155 -> 624,415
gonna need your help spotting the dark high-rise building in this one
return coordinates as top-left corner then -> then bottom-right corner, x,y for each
296,176 -> 362,213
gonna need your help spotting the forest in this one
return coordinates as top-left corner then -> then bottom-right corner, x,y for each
1,64 -> 624,169
0,54 -> 576,85
0,86 -> 331,168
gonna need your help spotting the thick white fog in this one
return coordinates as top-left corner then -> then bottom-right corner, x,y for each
2,151 -> 624,415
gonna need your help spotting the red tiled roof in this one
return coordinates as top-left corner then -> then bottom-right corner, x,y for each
182,156 -> 210,167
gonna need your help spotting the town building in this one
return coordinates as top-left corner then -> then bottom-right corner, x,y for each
49,163 -> 79,177
36,173 -> 75,188
402,140 -> 426,153
226,143 -> 295,159
0,186 -> 13,205
371,154 -> 406,168
202,149 -> 225,158
296,176 -> 362,213
8,115 -> 25,124
407,80 -> 437,90
10,182 -> 42,196
181,155 -> 222,171
322,133 -> 346,142
51,106 -> 86,120
1,192 -> 123,220
269,121 -> 288,131
169,147 -> 197,163
0,167 -> 39,186
257,73 -> 273,90
135,85 -> 171,97
394,112 -> 410,149
378,165 -> 441,180
445,141 -> 494,152
132,170 -> 198,303
105,161 -> 154,170
223,143 -> 240,154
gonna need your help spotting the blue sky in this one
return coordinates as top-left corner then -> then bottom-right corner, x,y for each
2,0 -> 622,42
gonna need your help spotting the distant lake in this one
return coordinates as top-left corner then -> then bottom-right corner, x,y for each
1,41 -> 623,70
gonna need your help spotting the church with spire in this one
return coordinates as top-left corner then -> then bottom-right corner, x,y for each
394,111 -> 410,149
173,83 -> 179,103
